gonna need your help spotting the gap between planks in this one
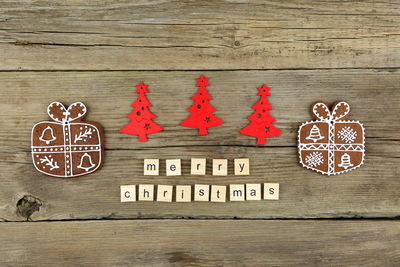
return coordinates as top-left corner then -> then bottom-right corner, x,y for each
0,67 -> 398,72
2,217 -> 400,223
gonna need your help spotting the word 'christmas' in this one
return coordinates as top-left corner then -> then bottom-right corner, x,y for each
144,158 -> 249,176
121,183 -> 279,202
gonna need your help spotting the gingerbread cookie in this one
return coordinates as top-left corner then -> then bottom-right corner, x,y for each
31,102 -> 104,178
298,101 -> 365,175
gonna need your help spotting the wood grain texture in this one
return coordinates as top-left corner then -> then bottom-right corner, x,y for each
1,220 -> 400,267
0,70 -> 398,221
1,0 -> 400,70
1,1 -> 400,265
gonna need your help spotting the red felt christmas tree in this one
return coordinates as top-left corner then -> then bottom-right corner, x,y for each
239,84 -> 281,145
180,75 -> 223,135
120,82 -> 163,142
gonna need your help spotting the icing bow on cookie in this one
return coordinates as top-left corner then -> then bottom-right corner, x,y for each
311,101 -> 351,122
47,102 -> 87,123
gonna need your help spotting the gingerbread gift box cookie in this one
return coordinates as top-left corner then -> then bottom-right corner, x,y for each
298,101 -> 365,175
31,102 -> 104,178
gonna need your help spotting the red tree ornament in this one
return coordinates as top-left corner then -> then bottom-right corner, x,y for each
239,84 -> 281,145
180,75 -> 223,135
120,82 -> 163,142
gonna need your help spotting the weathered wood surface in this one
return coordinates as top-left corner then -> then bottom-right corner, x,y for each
1,220 -> 400,267
0,70 -> 398,221
1,1 -> 400,266
1,0 -> 400,70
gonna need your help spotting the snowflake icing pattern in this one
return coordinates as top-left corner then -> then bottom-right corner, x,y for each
305,152 -> 324,167
337,126 -> 357,143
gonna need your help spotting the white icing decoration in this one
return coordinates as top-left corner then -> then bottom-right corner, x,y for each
77,153 -> 95,171
74,128 -> 93,143
305,125 -> 324,142
338,153 -> 354,169
39,156 -> 60,170
312,102 -> 330,120
39,126 -> 56,144
331,101 -> 350,121
305,152 -> 324,167
337,126 -> 357,144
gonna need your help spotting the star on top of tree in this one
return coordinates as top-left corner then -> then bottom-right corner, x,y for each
135,82 -> 149,94
257,84 -> 271,96
196,75 -> 209,87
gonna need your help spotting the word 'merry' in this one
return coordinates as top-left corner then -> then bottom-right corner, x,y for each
143,158 -> 250,176
121,183 -> 279,202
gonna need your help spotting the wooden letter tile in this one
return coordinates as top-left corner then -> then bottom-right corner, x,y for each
246,184 -> 261,201
175,185 -> 192,202
191,158 -> 206,175
229,184 -> 245,201
120,185 -> 136,202
166,159 -> 181,176
234,158 -> 250,175
194,184 -> 210,201
143,159 -> 159,176
264,183 -> 279,200
157,185 -> 173,202
210,185 -> 226,202
212,159 -> 228,176
138,184 -> 154,201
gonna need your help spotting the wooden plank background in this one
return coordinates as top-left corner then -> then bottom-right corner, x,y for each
0,1 -> 399,266
1,220 -> 400,267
